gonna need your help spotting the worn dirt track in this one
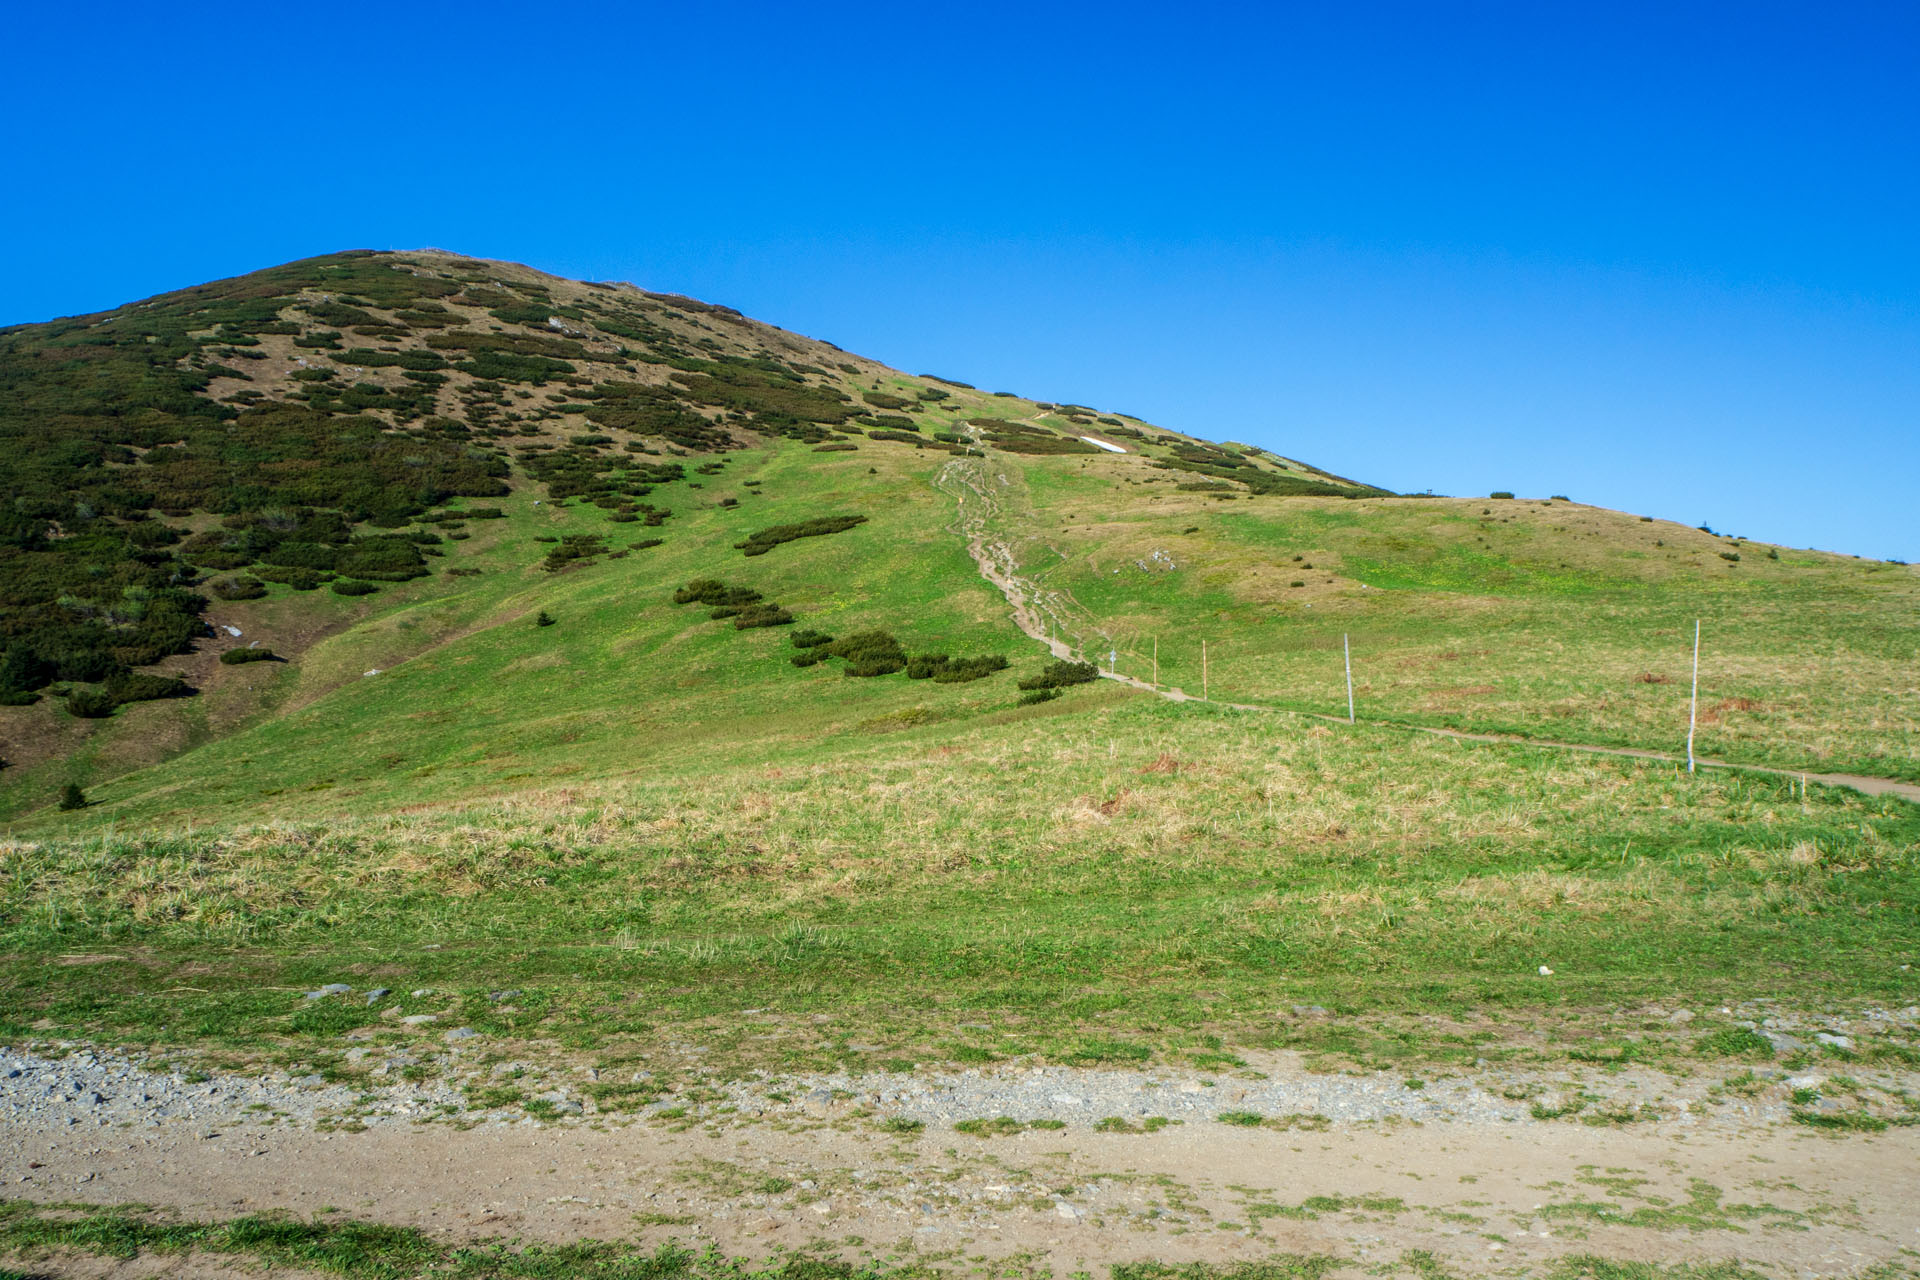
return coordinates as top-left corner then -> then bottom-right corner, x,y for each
8,1083 -> 1920,1278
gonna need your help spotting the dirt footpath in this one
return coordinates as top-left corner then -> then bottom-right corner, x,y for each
6,1047 -> 1919,1278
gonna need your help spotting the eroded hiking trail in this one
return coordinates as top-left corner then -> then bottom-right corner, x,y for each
7,1039 -> 1920,1279
937,452 -> 1920,804
937,451 -> 1085,662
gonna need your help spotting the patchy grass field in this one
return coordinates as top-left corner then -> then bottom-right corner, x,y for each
6,696 -> 1914,1076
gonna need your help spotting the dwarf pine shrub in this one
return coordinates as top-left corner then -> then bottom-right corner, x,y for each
208,576 -> 268,601
673,579 -> 761,607
905,653 -> 950,679
65,688 -> 119,718
733,604 -> 795,629
734,515 -> 868,556
105,673 -> 191,703
219,647 -> 279,665
1017,660 -> 1098,690
933,654 -> 1009,683
824,630 -> 906,676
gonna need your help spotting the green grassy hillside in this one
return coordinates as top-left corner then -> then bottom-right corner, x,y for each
3,250 -> 1913,829
0,250 -> 1381,821
5,696 -> 1916,1075
971,459 -> 1920,780
1,251 -> 1915,1079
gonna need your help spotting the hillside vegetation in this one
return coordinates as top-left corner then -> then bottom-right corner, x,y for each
0,250 -> 1387,818
5,698 -> 1916,1076
2,250 -> 1913,825
0,250 -> 1913,1076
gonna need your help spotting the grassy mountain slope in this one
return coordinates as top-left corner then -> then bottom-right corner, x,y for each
970,456 -> 1919,779
1,248 -> 1915,831
0,251 -> 1914,1078
0,250 -> 1375,820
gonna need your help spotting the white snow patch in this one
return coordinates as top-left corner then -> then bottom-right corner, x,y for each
1079,436 -> 1127,454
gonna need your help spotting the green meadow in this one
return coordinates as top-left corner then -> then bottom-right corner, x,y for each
6,695 -> 1915,1078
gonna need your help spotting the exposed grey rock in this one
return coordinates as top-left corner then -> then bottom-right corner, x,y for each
304,984 -> 352,1000
365,988 -> 392,1006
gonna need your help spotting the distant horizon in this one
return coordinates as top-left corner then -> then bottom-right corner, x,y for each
5,2 -> 1914,561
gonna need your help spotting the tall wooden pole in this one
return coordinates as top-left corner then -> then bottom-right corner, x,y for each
1152,636 -> 1158,686
1344,633 -> 1355,724
1202,640 -> 1208,701
1686,619 -> 1700,773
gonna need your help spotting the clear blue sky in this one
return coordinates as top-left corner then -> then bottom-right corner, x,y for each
5,2 -> 1915,558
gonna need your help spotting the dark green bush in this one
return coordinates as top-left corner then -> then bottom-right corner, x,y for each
65,687 -> 119,718
105,673 -> 191,703
208,579 -> 268,602
867,429 -> 937,447
331,579 -> 378,596
57,649 -> 124,683
824,630 -> 906,677
219,647 -> 279,665
535,611 -> 555,627
1018,688 -> 1061,706
734,515 -> 868,556
1490,491 -> 1515,499
982,422 -> 1101,455
0,647 -> 55,695
334,347 -> 448,371
673,579 -> 762,607
733,604 -> 795,629
254,565 -> 327,590
790,651 -> 823,667
907,653 -> 1009,682
934,654 -> 1009,683
542,534 -> 608,572
58,783 -> 88,811
790,629 -> 834,648
632,537 -> 664,549
1018,660 -> 1098,690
